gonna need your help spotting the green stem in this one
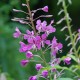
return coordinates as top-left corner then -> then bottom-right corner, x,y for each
30,60 -> 43,63
41,49 -> 52,80
62,1 -> 80,77
62,0 -> 78,58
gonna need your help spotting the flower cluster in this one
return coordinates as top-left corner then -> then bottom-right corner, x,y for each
13,1 -> 72,80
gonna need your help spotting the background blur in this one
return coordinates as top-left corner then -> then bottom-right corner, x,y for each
0,0 -> 80,80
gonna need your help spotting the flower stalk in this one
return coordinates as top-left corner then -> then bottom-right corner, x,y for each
62,0 -> 78,58
26,0 -> 37,35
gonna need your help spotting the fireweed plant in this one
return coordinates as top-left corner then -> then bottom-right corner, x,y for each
12,0 -> 80,80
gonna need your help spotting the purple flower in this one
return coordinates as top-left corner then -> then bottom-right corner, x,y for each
19,41 -> 32,52
64,57 -> 71,65
42,70 -> 48,77
51,37 -> 63,56
41,33 -> 50,47
21,60 -> 29,66
26,51 -> 33,59
29,76 -> 37,80
36,20 -> 41,32
36,20 -> 47,33
24,30 -> 48,50
24,36 -> 41,50
42,6 -> 48,12
13,27 -> 21,38
35,64 -> 43,71
36,20 -> 56,35
34,36 -> 42,49
42,20 -> 56,35
24,30 -> 35,43
33,34 -> 50,49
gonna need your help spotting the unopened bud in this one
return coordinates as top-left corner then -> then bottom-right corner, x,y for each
45,15 -> 53,17
22,4 -> 28,7
13,9 -> 19,12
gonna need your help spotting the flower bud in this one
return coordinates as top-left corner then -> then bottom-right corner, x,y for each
64,57 -> 71,65
42,70 -> 48,77
42,6 -> 48,12
26,51 -> 33,59
35,64 -> 43,71
21,60 -> 29,66
13,27 -> 21,38
29,76 -> 37,80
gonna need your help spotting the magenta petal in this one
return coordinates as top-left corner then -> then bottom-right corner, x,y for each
13,27 -> 21,38
21,60 -> 29,66
26,30 -> 31,34
42,21 -> 47,27
57,43 -> 63,50
45,40 -> 50,45
51,27 -> 56,32
35,36 -> 41,41
19,48 -> 24,53
26,30 -> 34,36
19,46 -> 28,53
36,20 -> 41,31
22,46 -> 28,52
24,34 -> 28,40
35,36 -> 41,49
36,19 -> 41,25
41,33 -> 47,40
19,42 -> 32,52
42,26 -> 47,32
15,27 -> 20,32
51,36 -> 63,56
52,49 -> 58,56
27,44 -> 32,50
47,25 -> 56,33
36,43 -> 41,50
13,33 -> 20,38
19,41 -> 26,47
42,70 -> 48,77
28,38 -> 34,44
52,37 -> 57,44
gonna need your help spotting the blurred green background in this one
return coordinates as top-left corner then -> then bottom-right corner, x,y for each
0,0 -> 80,80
